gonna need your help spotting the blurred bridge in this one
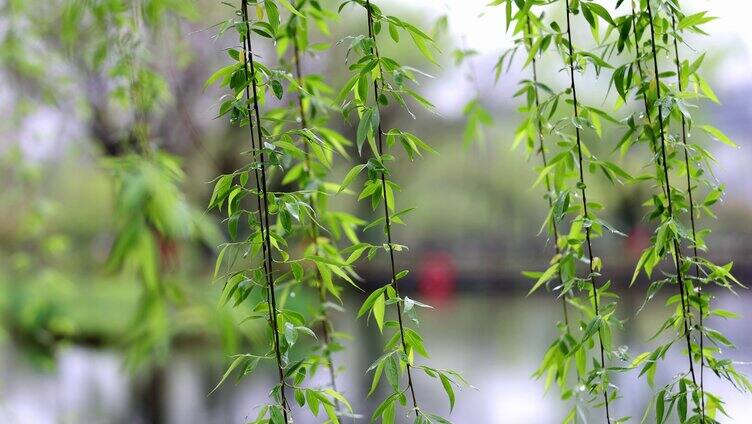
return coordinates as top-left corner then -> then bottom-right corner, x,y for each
356,232 -> 752,294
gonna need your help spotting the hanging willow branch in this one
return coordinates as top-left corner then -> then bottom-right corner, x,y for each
610,0 -> 750,421
629,2 -> 665,199
527,15 -> 571,328
294,37 -> 342,409
282,0 -> 355,412
563,0 -> 612,421
498,1 -> 632,421
645,0 -> 700,407
241,1 -> 291,419
98,0 -> 209,370
504,5 -> 582,421
209,2 -> 360,422
363,0 -> 419,412
239,0 -> 272,344
336,0 -> 467,422
668,11 -> 706,419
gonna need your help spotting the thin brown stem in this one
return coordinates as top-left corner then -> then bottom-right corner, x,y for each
563,1 -> 611,421
645,1 -> 700,402
241,1 -> 290,420
364,0 -> 419,414
524,16 -> 578,422
240,0 -> 270,338
669,12 -> 706,422
630,4 -> 667,199
291,33 -> 342,410
526,19 -> 568,323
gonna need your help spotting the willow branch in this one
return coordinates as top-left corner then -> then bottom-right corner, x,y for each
563,1 -> 611,421
241,0 -> 290,419
524,17 -> 579,420
291,30 -> 342,409
645,1 -> 700,401
630,3 -> 666,199
670,10 -> 706,421
364,0 -> 419,413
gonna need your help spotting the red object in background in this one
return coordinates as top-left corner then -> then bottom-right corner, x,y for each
417,251 -> 457,307
626,225 -> 650,258
157,232 -> 179,270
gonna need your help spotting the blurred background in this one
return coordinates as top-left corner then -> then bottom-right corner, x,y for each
1,0 -> 750,422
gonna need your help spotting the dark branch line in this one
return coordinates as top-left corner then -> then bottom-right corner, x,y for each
525,17 -> 569,326
364,0 -> 419,414
524,15 -> 579,421
644,2 -> 701,410
669,10 -> 707,421
630,6 -> 667,198
291,28 -> 342,409
241,0 -> 290,420
563,1 -> 612,421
